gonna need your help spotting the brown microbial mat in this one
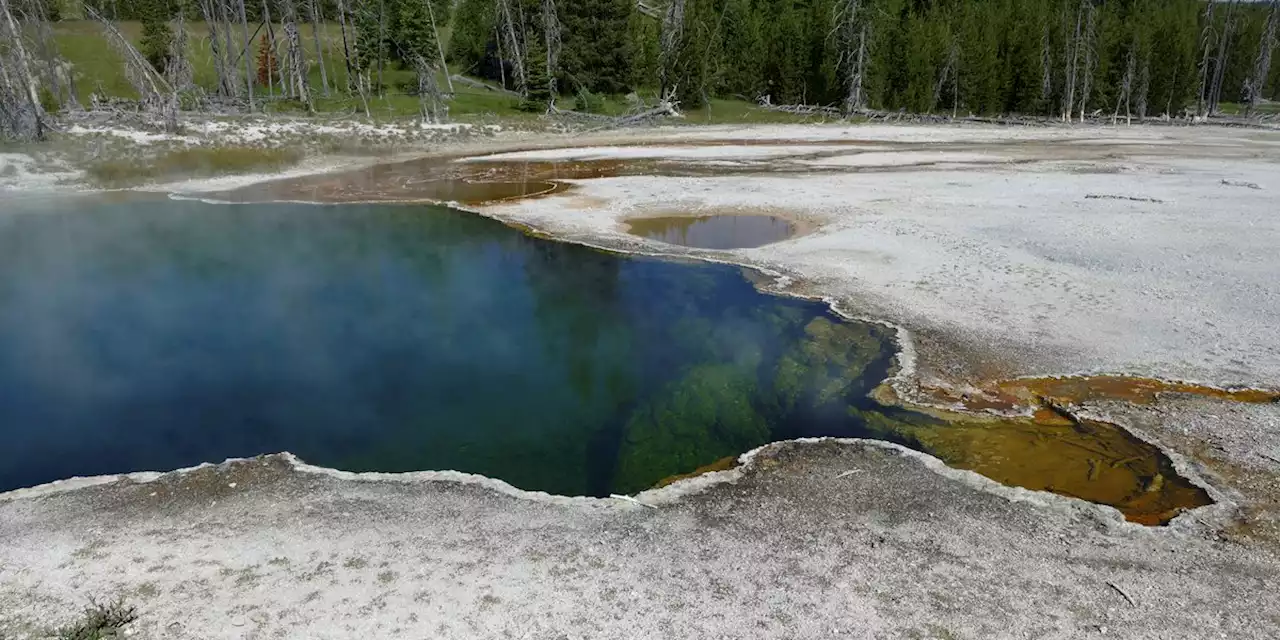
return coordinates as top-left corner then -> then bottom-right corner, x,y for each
922,375 -> 1280,414
888,413 -> 1212,526
215,157 -> 710,205
626,215 -> 799,249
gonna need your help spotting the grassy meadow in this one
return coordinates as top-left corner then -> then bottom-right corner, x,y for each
48,20 -> 816,123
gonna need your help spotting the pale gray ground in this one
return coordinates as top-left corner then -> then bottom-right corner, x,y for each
470,124 -> 1280,390
4,124 -> 1280,639
3,438 -> 1280,640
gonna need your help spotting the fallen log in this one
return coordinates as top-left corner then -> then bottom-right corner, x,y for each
450,74 -> 520,98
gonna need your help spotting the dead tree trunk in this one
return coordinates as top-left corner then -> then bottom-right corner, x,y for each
1196,1 -> 1217,117
197,0 -> 238,97
0,0 -> 47,140
495,0 -> 527,95
28,0 -> 78,112
1040,25 -> 1053,115
424,0 -> 452,93
1062,0 -> 1084,121
222,0 -> 242,96
1113,47 -> 1134,125
933,42 -> 958,115
238,0 -> 255,108
659,0 -> 686,98
280,0 -> 312,110
336,0 -> 356,92
542,0 -> 561,96
1076,0 -> 1096,122
413,54 -> 446,122
834,0 -> 868,115
1244,0 -> 1278,117
307,0 -> 330,96
376,0 -> 386,96
1135,53 -> 1150,119
168,9 -> 196,94
261,0 -> 287,98
1208,0 -> 1239,116
86,4 -> 179,131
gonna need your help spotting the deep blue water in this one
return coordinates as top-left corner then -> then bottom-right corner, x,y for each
0,198 -> 898,495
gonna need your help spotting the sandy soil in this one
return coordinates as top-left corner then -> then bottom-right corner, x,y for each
3,122 -> 1280,639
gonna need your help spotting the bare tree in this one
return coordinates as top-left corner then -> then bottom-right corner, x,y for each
425,0 -> 452,93
28,0 -> 78,112
412,54 -> 446,123
238,0 -> 255,108
659,0 -> 685,98
1196,1 -> 1218,116
307,0 -> 330,96
335,0 -> 357,91
0,0 -> 47,140
167,9 -> 196,94
260,0 -> 284,98
280,0 -> 313,110
1061,0 -> 1084,121
495,0 -> 527,94
1040,25 -> 1053,114
1113,47 -> 1135,124
1244,0 -> 1278,117
1135,53 -> 1150,119
376,0 -> 387,95
1076,0 -> 1096,122
833,0 -> 868,115
542,0 -> 561,96
196,0 -> 240,97
1208,0 -> 1239,116
85,4 -> 179,131
933,42 -> 958,116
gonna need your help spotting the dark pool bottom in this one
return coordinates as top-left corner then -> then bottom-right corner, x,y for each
0,199 -> 1208,523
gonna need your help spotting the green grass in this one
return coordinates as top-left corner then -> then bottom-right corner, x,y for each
1216,101 -> 1280,116
84,145 -> 305,185
48,20 -> 817,124
50,20 -> 553,121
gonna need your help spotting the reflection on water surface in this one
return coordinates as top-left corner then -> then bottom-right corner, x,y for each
627,215 -> 797,249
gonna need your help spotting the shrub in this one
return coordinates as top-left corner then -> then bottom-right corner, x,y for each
57,598 -> 138,640
575,89 -> 605,113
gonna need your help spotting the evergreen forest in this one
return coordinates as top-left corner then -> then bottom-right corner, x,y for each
1,0 -> 1278,141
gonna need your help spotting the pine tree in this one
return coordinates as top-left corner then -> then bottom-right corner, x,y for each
139,0 -> 173,73
521,39 -> 554,110
396,0 -> 439,64
719,0 -> 762,98
448,0 -> 495,68
560,0 -> 633,94
629,10 -> 661,89
353,1 -> 389,76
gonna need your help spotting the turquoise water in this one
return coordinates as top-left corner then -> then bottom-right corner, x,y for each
0,198 -> 899,495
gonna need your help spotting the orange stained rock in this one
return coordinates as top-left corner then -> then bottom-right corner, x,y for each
655,455 -> 740,488
920,375 -> 1279,414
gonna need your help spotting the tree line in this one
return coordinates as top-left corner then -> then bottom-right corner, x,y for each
448,0 -> 1280,119
3,0 -> 1279,141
